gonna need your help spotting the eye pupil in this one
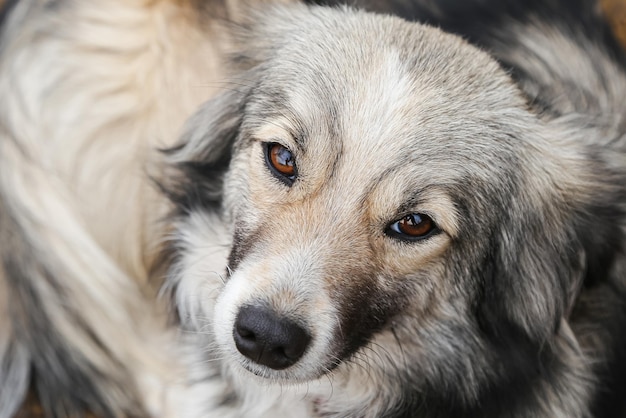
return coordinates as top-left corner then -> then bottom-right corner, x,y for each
268,143 -> 296,178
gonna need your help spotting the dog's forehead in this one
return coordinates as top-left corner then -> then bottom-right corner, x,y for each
247,17 -> 529,184
261,13 -> 521,111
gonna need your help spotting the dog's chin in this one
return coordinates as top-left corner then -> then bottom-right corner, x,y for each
224,347 -> 338,385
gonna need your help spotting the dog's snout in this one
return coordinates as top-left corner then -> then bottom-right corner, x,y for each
233,305 -> 311,370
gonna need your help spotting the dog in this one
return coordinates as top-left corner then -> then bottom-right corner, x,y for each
1,0 -> 626,417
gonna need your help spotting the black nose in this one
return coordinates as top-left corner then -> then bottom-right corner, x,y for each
233,305 -> 311,370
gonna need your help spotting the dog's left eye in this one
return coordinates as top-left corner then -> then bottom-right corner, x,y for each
264,142 -> 297,185
386,213 -> 438,241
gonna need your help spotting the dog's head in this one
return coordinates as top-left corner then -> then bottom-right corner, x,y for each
165,4 -> 622,411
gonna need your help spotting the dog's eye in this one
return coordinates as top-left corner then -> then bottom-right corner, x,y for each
386,213 -> 437,241
265,142 -> 296,185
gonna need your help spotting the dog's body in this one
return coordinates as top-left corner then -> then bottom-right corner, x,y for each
0,1 -> 236,416
1,0 -> 626,417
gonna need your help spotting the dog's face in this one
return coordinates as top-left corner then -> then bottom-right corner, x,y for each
168,4 -> 595,406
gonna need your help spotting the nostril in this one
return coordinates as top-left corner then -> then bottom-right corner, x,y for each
233,305 -> 311,370
236,324 -> 255,340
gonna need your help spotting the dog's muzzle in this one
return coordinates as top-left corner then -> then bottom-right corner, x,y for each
233,305 -> 311,370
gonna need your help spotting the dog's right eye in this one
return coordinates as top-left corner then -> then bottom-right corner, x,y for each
264,142 -> 297,185
386,213 -> 438,242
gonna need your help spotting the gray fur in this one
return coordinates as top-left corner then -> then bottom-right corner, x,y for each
167,3 -> 626,418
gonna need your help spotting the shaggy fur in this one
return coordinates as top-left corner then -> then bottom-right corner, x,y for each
1,0 -> 625,417
0,0 -> 237,416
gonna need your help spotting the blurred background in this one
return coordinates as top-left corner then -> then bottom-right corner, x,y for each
604,0 -> 626,45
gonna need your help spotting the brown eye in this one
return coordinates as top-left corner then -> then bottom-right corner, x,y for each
265,142 -> 296,184
386,213 -> 437,241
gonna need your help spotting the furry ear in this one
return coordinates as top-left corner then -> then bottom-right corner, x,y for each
478,199 -> 583,343
467,169 -> 591,398
476,148 -> 623,346
162,84 -> 252,213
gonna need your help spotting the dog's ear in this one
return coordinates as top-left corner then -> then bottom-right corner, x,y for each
477,200 -> 584,344
476,148 -> 623,346
162,85 -> 252,213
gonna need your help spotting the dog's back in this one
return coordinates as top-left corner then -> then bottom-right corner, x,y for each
0,0 -> 235,416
